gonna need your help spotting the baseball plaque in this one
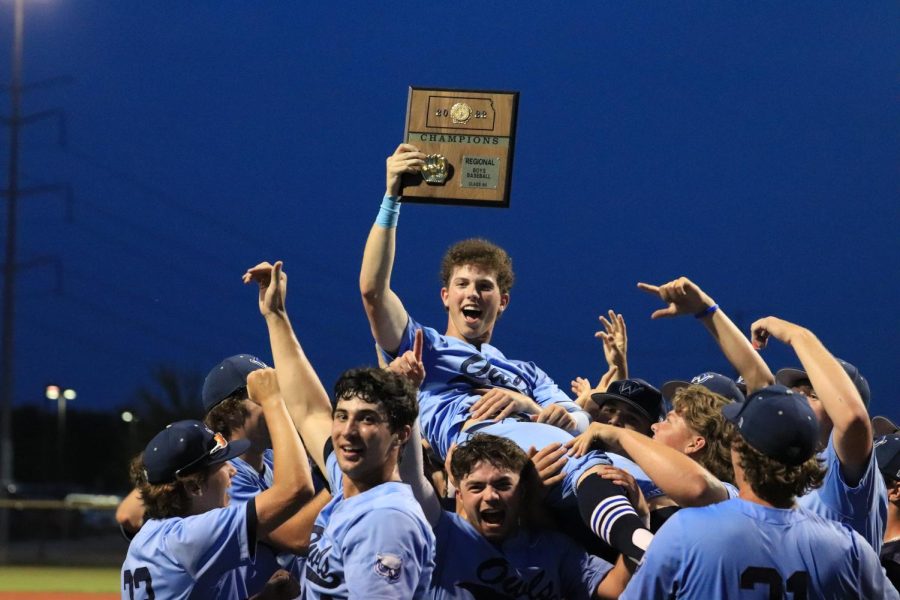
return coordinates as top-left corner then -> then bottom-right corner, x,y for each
402,87 -> 519,207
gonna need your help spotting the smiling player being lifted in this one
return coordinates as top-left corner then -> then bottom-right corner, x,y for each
359,143 -> 654,563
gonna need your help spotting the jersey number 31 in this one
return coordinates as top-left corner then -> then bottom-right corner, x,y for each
741,566 -> 808,599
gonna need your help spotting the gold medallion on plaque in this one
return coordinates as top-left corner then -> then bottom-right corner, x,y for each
421,154 -> 448,184
450,102 -> 473,124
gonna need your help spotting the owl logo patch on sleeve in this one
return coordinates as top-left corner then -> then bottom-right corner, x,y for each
374,553 -> 402,582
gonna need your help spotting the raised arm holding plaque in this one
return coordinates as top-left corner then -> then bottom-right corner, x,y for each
402,87 -> 519,207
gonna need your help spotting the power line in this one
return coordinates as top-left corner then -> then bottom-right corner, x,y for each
62,145 -> 337,282
71,218 -> 240,299
76,196 -> 244,274
20,314 -> 155,367
63,263 -> 262,346
62,292 -> 219,359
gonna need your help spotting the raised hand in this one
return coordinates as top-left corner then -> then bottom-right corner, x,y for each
468,388 -> 539,422
246,368 -> 282,406
595,309 -> 629,379
444,443 -> 457,483
534,404 -> 578,432
386,329 -> 426,389
637,277 -> 715,319
749,316 -> 799,350
597,365 -> 619,394
386,144 -> 426,197
571,376 -> 593,406
243,261 -> 287,317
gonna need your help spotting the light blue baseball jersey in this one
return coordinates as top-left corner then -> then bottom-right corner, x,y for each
301,450 -> 436,599
379,316 -> 590,461
230,451 -> 275,501
231,449 -> 328,500
121,501 -> 252,600
797,432 -> 887,552
461,419 -> 609,507
228,449 -> 304,593
722,480 -> 740,499
621,498 -> 897,599
429,510 -> 612,600
608,452 -> 665,501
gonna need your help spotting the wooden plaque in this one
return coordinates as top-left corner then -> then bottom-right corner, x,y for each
402,86 -> 519,207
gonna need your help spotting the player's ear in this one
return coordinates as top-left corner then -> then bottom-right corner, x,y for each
685,435 -> 706,456
185,479 -> 203,497
498,292 -> 510,313
394,424 -> 412,447
888,480 -> 900,503
440,287 -> 450,311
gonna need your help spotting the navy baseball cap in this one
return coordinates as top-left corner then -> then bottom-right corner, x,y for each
661,372 -> 745,404
142,420 -> 249,484
872,416 -> 899,437
723,384 -> 819,466
201,354 -> 269,413
775,358 -> 870,408
591,378 -> 665,424
735,376 -> 748,396
875,435 -> 900,482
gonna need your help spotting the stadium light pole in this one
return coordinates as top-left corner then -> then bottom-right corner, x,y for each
45,385 -> 76,478
121,410 -> 138,456
0,0 -> 26,564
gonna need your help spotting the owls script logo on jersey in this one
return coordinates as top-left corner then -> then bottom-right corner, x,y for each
457,558 -> 559,600
305,526 -> 340,589
449,355 -> 530,397
374,553 -> 402,582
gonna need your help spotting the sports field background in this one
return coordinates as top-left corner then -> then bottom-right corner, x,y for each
0,504 -> 126,598
0,566 -> 117,599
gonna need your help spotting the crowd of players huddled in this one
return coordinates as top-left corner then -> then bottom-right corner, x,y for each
115,144 -> 900,599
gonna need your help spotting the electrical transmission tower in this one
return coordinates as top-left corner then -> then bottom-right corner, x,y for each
0,0 -> 71,563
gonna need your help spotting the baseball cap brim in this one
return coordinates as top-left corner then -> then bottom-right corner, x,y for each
178,437 -> 250,478
775,368 -> 808,388
722,400 -> 742,423
873,416 -> 899,437
661,380 -> 690,401
777,363 -> 870,408
210,438 -> 250,469
590,392 -> 652,423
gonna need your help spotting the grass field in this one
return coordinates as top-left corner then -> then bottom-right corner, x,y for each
0,566 -> 117,598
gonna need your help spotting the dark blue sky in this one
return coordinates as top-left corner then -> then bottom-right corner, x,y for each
2,2 -> 898,423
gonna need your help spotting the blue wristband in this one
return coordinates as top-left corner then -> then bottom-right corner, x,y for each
695,304 -> 719,319
375,195 -> 401,228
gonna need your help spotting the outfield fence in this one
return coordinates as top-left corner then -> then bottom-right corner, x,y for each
0,496 -> 127,566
